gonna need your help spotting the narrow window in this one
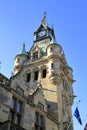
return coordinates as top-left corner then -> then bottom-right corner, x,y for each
27,73 -> 31,82
51,63 -> 53,68
15,114 -> 21,125
10,97 -> 16,110
40,115 -> 45,128
33,51 -> 38,59
35,112 -> 39,124
10,110 -> 15,122
35,112 -> 45,130
17,101 -> 22,113
42,69 -> 46,78
50,47 -> 52,52
10,98 -> 23,126
34,71 -> 38,80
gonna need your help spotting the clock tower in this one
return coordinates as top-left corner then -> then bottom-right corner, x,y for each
14,13 -> 74,130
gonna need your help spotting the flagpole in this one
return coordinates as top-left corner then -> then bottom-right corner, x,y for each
67,117 -> 73,130
66,100 -> 81,130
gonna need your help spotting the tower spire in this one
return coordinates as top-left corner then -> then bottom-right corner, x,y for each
21,43 -> 27,55
41,11 -> 48,28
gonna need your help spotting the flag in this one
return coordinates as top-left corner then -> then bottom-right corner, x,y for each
84,123 -> 87,130
74,107 -> 82,125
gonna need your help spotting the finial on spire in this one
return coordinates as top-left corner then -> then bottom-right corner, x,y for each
21,43 -> 27,55
23,43 -> 25,49
44,11 -> 46,17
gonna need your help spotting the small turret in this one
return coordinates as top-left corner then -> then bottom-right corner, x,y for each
46,38 -> 62,85
14,43 -> 28,75
47,37 -> 62,57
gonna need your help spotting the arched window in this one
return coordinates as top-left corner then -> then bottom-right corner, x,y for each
33,51 -> 38,59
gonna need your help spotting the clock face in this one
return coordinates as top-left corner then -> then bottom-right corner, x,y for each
38,30 -> 46,37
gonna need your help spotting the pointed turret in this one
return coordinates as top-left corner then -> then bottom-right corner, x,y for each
14,44 -> 28,75
20,43 -> 27,55
51,37 -> 57,44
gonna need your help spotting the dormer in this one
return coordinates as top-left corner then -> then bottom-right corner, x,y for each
30,46 -> 41,61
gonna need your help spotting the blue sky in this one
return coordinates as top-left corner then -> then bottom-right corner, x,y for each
0,0 -> 87,129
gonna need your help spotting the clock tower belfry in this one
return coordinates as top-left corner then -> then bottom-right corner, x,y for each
34,12 -> 55,42
14,13 -> 74,130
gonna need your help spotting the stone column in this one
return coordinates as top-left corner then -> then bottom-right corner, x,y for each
38,67 -> 42,81
31,70 -> 34,83
56,82 -> 63,130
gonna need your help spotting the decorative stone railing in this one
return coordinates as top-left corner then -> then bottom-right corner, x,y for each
47,109 -> 58,122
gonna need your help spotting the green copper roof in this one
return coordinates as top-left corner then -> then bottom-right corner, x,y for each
21,43 -> 27,55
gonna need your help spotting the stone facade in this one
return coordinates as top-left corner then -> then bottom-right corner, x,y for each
0,74 -> 12,122
0,14 -> 74,130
